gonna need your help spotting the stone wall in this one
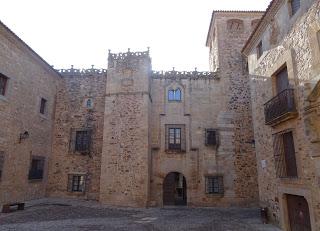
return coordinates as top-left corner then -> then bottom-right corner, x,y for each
245,1 -> 320,229
46,68 -> 106,200
0,21 -> 60,205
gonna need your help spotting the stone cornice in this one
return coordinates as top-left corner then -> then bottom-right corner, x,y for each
242,0 -> 283,56
151,69 -> 219,80
57,66 -> 107,76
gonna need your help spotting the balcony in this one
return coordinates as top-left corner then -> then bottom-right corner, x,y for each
264,89 -> 298,126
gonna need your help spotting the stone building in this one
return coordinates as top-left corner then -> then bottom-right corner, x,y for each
0,21 -> 60,205
242,0 -> 320,230
1,0 -> 320,230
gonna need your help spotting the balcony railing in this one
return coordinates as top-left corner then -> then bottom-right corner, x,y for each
264,89 -> 297,125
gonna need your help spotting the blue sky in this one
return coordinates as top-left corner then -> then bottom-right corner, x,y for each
1,0 -> 271,71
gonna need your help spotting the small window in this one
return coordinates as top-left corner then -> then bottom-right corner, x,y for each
168,88 -> 182,102
0,73 -> 8,96
206,176 -> 224,195
0,151 -> 4,180
290,0 -> 300,16
205,129 -> 218,146
68,174 -> 85,192
273,131 -> 298,178
75,130 -> 91,153
86,98 -> 93,108
166,125 -> 186,152
40,98 -> 47,114
28,156 -> 45,180
257,41 -> 263,59
275,66 -> 289,94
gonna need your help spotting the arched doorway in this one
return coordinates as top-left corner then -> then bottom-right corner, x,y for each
163,172 -> 187,206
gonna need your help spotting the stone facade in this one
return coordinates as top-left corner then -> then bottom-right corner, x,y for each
0,21 -> 60,205
243,0 -> 320,230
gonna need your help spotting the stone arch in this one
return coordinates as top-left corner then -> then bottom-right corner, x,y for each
163,172 -> 187,206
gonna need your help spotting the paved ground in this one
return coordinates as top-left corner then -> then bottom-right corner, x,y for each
0,198 -> 281,231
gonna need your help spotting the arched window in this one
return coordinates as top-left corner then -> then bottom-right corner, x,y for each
175,88 -> 181,101
168,88 -> 182,102
168,90 -> 175,101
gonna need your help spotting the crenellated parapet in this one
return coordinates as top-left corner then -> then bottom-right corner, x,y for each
151,68 -> 219,80
56,65 -> 107,76
108,48 -> 151,69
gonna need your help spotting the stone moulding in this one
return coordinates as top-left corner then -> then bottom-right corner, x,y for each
151,69 -> 219,80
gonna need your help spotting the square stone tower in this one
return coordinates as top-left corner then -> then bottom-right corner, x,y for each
99,49 -> 151,207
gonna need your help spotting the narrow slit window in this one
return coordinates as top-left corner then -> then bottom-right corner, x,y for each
0,73 -> 8,96
40,98 -> 47,114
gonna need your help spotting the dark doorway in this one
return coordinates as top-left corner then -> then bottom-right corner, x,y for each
286,194 -> 311,231
163,172 -> 187,206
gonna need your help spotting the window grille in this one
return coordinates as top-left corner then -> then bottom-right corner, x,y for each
206,176 -> 224,195
165,125 -> 186,152
205,129 -> 218,146
273,130 -> 298,178
75,130 -> 91,153
28,156 -> 45,180
68,174 -> 85,192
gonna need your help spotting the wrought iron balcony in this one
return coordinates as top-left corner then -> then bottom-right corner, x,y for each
264,89 -> 298,125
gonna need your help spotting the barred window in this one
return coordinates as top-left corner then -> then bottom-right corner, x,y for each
28,156 -> 45,180
70,129 -> 92,154
75,130 -> 91,153
273,130 -> 298,178
290,0 -> 300,16
40,98 -> 47,114
68,174 -> 85,192
165,125 -> 186,152
0,73 -> 8,96
206,176 -> 224,195
0,151 -> 4,180
205,129 -> 218,146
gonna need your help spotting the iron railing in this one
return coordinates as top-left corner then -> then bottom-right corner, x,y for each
264,89 -> 297,125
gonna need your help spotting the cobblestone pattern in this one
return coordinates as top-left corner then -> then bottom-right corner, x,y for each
0,198 -> 281,231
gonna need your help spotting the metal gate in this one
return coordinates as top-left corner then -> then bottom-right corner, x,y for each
287,194 -> 311,231
163,172 -> 187,206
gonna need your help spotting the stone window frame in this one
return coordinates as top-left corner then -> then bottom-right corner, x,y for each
67,173 -> 86,193
266,49 -> 297,98
69,128 -> 93,155
0,151 -> 4,181
205,175 -> 224,195
28,155 -> 45,181
308,20 -> 320,77
165,124 -> 186,153
226,19 -> 244,33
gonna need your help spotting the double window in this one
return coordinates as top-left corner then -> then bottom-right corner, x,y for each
206,176 -> 224,195
28,156 -> 45,180
166,125 -> 185,152
0,73 -> 8,96
168,88 -> 182,101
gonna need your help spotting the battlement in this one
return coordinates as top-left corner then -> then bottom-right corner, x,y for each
56,65 -> 107,76
108,48 -> 150,60
151,68 -> 219,80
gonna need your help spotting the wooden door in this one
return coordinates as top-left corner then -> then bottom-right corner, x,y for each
163,173 -> 176,205
287,195 -> 311,231
276,66 -> 289,94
